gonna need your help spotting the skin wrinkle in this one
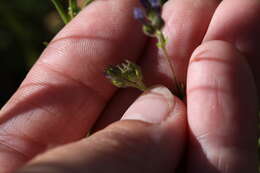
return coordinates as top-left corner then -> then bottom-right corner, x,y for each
193,78 -> 225,156
187,85 -> 227,97
190,56 -> 240,66
0,89 -> 56,126
41,36 -> 121,66
0,116 -> 46,149
0,64 -> 107,154
36,62 -> 107,103
49,35 -> 121,50
0,132 -> 46,159
39,34 -> 142,98
0,142 -> 28,160
188,84 -> 225,140
21,82 -> 97,122
1,95 -> 59,137
54,0 -> 143,47
1,77 -> 101,128
0,100 -> 57,158
193,49 -> 209,58
189,56 -> 243,89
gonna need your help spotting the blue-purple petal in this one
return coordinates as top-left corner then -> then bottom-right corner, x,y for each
148,0 -> 161,8
133,8 -> 145,20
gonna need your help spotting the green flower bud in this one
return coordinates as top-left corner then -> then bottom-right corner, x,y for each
105,60 -> 146,91
147,11 -> 164,30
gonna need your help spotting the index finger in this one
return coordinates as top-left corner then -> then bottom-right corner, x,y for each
0,1 -> 146,172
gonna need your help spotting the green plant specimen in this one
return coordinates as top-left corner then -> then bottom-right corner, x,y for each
105,0 -> 185,99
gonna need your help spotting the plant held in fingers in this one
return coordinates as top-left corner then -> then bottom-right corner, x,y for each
105,60 -> 147,91
105,0 -> 185,99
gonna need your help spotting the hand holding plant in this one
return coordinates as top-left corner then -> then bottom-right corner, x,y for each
0,0 -> 259,173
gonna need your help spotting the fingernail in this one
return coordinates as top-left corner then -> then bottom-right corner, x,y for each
122,85 -> 175,124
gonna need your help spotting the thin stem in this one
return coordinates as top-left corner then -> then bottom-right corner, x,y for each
82,0 -> 94,7
137,81 -> 147,91
156,30 -> 184,97
127,80 -> 147,91
68,0 -> 79,19
51,0 -> 69,24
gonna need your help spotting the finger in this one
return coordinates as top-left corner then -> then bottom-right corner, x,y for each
187,40 -> 258,172
203,0 -> 260,94
93,0 -> 220,132
0,0 -> 146,172
16,86 -> 187,173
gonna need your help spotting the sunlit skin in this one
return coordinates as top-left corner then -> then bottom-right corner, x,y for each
0,0 -> 259,173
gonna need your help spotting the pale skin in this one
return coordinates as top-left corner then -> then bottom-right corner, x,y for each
0,0 -> 259,172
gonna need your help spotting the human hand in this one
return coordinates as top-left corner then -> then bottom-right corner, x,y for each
0,0 -> 259,172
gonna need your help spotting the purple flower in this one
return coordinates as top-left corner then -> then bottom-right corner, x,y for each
133,8 -> 145,21
134,0 -> 165,35
139,0 -> 161,10
148,0 -> 161,9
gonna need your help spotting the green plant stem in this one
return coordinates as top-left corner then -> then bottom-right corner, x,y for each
82,0 -> 94,7
126,80 -> 147,91
137,81 -> 147,91
156,30 -> 183,97
51,0 -> 69,24
68,0 -> 79,19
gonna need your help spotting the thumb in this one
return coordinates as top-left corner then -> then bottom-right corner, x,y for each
16,86 -> 187,173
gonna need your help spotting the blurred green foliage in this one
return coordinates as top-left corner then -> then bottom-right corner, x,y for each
0,0 -> 62,106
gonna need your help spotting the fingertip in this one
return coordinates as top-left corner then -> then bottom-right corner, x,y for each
122,85 -> 175,124
122,85 -> 186,128
121,85 -> 187,163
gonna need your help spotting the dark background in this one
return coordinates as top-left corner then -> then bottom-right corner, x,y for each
0,0 -> 62,106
